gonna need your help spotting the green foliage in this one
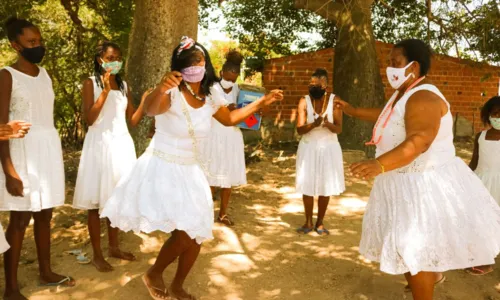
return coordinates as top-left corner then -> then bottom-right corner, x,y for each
0,0 -> 133,149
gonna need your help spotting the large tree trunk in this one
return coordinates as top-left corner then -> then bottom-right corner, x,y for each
126,0 -> 199,153
295,0 -> 385,156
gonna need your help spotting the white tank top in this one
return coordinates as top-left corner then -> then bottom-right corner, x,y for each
303,94 -> 338,143
476,130 -> 500,173
375,84 -> 455,172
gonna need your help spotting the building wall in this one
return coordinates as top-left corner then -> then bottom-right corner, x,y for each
261,41 -> 500,136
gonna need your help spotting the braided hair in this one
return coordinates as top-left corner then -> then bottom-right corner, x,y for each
93,41 -> 126,96
222,49 -> 244,74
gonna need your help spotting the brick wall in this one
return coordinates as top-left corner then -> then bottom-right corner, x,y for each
262,41 -> 500,134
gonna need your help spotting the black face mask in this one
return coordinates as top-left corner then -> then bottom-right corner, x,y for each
309,86 -> 326,99
19,46 -> 46,64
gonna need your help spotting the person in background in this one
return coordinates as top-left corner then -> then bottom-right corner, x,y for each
205,49 -> 247,226
100,36 -> 283,300
72,41 -> 149,272
295,68 -> 345,235
0,17 -> 75,299
335,38 -> 500,300
467,95 -> 500,276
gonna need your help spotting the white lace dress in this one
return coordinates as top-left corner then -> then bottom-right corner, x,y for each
73,77 -> 137,211
475,130 -> 500,204
0,67 -> 65,212
296,94 -> 345,197
359,84 -> 500,275
100,87 -> 225,244
203,84 -> 247,188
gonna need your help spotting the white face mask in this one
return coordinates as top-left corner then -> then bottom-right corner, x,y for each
220,79 -> 235,89
386,62 -> 415,90
490,117 -> 500,130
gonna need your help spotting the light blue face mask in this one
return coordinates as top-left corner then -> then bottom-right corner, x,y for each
101,59 -> 123,75
490,117 -> 500,130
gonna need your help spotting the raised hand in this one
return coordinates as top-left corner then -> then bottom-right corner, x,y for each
141,88 -> 154,102
333,96 -> 356,116
313,116 -> 323,127
260,89 -> 284,107
160,71 -> 183,91
103,69 -> 112,92
7,121 -> 31,138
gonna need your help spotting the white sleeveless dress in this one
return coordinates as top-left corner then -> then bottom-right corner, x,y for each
100,87 -> 225,244
0,67 -> 65,212
359,84 -> 500,275
73,77 -> 137,211
475,130 -> 500,204
204,84 -> 247,188
296,94 -> 345,197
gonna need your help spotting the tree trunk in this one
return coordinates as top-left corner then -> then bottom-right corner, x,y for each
333,2 -> 385,156
126,0 -> 199,153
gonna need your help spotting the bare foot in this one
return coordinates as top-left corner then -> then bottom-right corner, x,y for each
4,291 -> 28,300
39,271 -> 76,287
169,286 -> 197,300
91,257 -> 114,272
109,248 -> 136,261
144,271 -> 170,299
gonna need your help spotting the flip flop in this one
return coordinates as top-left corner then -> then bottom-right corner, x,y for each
142,275 -> 173,300
217,215 -> 234,226
76,253 -> 91,265
466,267 -> 494,276
404,275 -> 446,293
64,249 -> 84,256
39,276 -> 75,287
296,227 -> 313,234
315,227 -> 330,235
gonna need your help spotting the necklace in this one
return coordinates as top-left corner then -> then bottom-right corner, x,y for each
312,93 -> 327,119
183,81 -> 205,102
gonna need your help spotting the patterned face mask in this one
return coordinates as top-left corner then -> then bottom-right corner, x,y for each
101,59 -> 123,75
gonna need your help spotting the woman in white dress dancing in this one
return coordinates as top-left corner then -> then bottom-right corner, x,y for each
73,41 -> 148,272
100,37 -> 283,300
335,39 -> 500,300
295,68 -> 345,235
205,50 -> 247,226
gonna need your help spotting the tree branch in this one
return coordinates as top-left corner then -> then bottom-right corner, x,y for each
294,0 -> 344,22
60,0 -> 109,41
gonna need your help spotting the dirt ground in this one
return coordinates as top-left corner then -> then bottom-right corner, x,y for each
0,140 -> 499,300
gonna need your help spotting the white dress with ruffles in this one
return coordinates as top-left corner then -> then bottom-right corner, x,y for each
475,130 -> 500,204
359,84 -> 500,275
203,84 -> 247,188
295,94 -> 345,197
100,87 -> 225,244
73,77 -> 137,211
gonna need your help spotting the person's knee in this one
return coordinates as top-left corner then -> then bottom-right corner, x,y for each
173,230 -> 196,249
33,209 -> 53,223
10,212 -> 32,230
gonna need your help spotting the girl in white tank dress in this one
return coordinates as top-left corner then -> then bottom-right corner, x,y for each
340,39 -> 500,299
296,69 -> 345,235
100,37 -> 283,300
467,95 -> 500,275
0,18 -> 74,298
73,42 -> 146,271
204,50 -> 247,226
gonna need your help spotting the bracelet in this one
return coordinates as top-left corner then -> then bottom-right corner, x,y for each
375,159 -> 385,173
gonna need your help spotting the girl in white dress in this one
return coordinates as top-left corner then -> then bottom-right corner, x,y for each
205,50 -> 247,226
467,95 -> 500,276
0,17 -> 75,299
72,41 -> 147,272
100,37 -> 282,300
336,39 -> 500,300
296,68 -> 345,235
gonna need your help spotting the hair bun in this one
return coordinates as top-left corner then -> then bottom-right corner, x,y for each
225,49 -> 244,66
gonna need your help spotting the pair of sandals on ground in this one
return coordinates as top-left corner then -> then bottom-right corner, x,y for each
296,224 -> 329,235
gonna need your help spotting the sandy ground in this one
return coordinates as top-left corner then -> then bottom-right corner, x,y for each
0,140 -> 499,300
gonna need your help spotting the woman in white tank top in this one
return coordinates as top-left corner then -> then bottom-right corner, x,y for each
72,41 -> 147,272
0,17 -> 75,298
335,39 -> 500,299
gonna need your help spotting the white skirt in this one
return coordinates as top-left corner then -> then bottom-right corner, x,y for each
73,128 -> 137,211
0,127 -> 65,211
204,121 -> 246,188
0,224 -> 9,254
475,170 -> 500,205
360,157 -> 500,275
295,134 -> 345,197
100,147 -> 214,244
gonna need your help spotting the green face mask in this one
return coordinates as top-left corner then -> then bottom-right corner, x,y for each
490,117 -> 500,130
101,59 -> 123,75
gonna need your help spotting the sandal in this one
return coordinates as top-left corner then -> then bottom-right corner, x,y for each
404,275 -> 446,293
466,266 -> 494,276
296,227 -> 314,234
76,253 -> 91,265
142,275 -> 173,300
217,215 -> 234,226
315,227 -> 330,235
39,276 -> 76,287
